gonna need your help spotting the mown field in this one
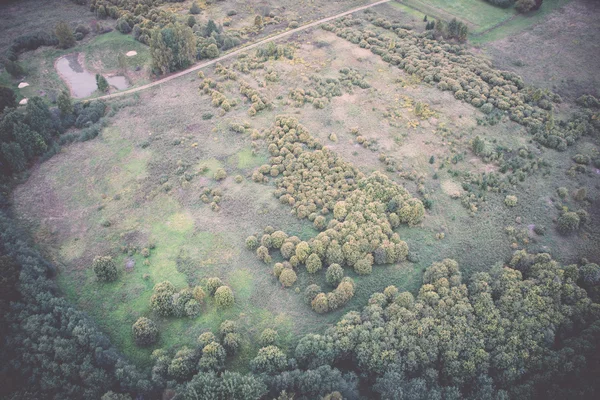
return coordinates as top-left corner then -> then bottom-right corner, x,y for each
7,0 -> 600,378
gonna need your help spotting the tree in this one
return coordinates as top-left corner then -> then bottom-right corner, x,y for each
132,317 -> 159,346
150,24 -> 196,75
214,286 -> 234,308
206,277 -> 224,295
199,342 -> 226,371
279,268 -> 297,287
55,21 -> 76,49
187,15 -> 196,28
205,43 -> 219,59
246,235 -> 259,250
326,264 -> 344,287
96,74 -> 109,92
311,293 -> 329,313
306,253 -> 322,274
260,328 -> 279,346
92,256 -> 118,282
150,281 -> 176,316
190,2 -> 201,15
0,85 -> 16,113
57,90 -> 73,115
557,212 -> 581,234
251,346 -> 287,374
4,60 -> 24,77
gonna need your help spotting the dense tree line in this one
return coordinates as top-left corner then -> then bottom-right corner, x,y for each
0,89 -> 106,178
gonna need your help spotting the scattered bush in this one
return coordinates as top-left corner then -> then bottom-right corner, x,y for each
260,328 -> 279,346
214,168 -> 227,181
326,264 -> 344,287
214,286 -> 234,308
92,256 -> 118,282
557,212 -> 580,235
504,195 -> 518,207
279,268 -> 297,287
206,277 -> 224,295
305,253 -> 322,274
132,317 -> 158,346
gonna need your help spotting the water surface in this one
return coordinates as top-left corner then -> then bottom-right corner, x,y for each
56,53 -> 129,98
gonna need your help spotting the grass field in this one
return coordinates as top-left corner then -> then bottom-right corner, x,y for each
9,0 -> 600,375
392,0 -> 572,41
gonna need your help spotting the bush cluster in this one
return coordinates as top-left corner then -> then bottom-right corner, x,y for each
150,281 -> 205,318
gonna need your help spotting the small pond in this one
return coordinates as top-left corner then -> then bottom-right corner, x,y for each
56,53 -> 129,98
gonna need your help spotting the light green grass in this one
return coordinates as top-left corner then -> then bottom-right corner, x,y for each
83,31 -> 150,71
396,0 -> 571,41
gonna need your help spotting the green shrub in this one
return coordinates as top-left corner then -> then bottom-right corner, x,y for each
55,21 -> 75,49
250,346 -> 288,375
260,328 -> 279,346
311,293 -> 329,313
92,256 -> 118,282
214,168 -> 227,181
354,255 -> 373,275
214,286 -> 234,308
505,195 -> 518,207
223,333 -> 241,354
256,246 -> 271,263
304,284 -> 321,304
557,212 -> 580,235
132,317 -> 158,346
245,235 -> 259,250
305,253 -> 322,274
279,268 -> 297,287
270,231 -> 288,249
295,241 -> 310,262
326,264 -> 344,287
220,320 -> 237,336
184,299 -> 201,318
192,286 -> 206,303
273,263 -> 284,277
206,277 -> 224,295
150,281 -> 176,316
557,187 -> 568,199
197,332 -> 217,348
190,2 -> 201,14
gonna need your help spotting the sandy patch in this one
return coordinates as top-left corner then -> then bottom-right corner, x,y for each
441,180 -> 462,198
18,82 -> 29,89
126,51 -> 137,57
19,98 -> 28,105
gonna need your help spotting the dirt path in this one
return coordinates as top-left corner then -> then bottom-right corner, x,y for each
95,0 -> 391,101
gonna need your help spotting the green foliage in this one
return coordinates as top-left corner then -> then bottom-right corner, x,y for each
245,235 -> 259,250
251,346 -> 287,374
279,268 -> 297,287
205,43 -> 219,59
55,21 -> 75,49
485,0 -> 515,7
260,328 -> 279,346
57,90 -> 73,115
187,15 -> 196,28
206,277 -> 224,295
214,286 -> 234,308
326,264 -> 344,287
0,86 -> 16,113
305,253 -> 323,274
557,212 -> 580,235
190,2 -> 201,15
96,74 -> 109,92
304,284 -> 321,305
311,293 -> 329,313
150,24 -> 196,75
132,317 -> 158,346
4,60 -> 25,77
150,281 -> 176,316
92,256 -> 118,282
504,195 -> 518,207
214,168 -> 227,180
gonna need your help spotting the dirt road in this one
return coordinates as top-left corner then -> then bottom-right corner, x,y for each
95,0 -> 391,101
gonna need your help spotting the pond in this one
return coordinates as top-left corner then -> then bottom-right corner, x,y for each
56,53 -> 130,98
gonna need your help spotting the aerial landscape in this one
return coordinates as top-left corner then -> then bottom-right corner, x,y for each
0,0 -> 599,398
